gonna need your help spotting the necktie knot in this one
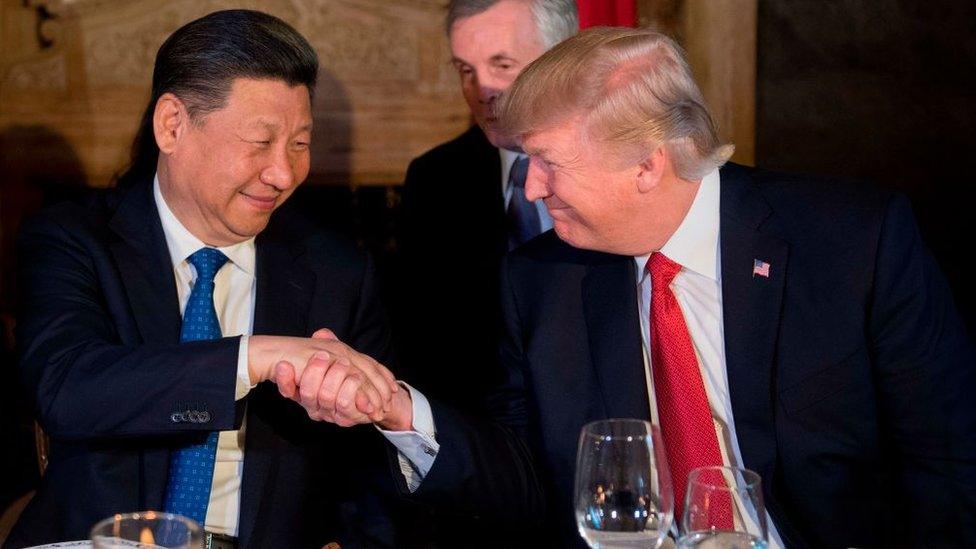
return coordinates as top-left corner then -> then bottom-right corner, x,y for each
187,248 -> 228,284
509,155 -> 530,190
646,252 -> 682,290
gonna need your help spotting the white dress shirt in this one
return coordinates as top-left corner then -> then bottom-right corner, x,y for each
154,176 -> 255,536
632,169 -> 783,548
500,148 -> 553,233
385,169 -> 783,546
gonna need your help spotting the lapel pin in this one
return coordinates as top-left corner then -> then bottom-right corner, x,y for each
752,259 -> 771,278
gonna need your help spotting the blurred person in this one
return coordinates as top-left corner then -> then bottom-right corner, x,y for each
288,27 -> 976,547
7,10 -> 400,548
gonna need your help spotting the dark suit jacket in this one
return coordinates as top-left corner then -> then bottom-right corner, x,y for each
393,125 -> 508,414
405,163 -> 976,548
8,177 -> 399,548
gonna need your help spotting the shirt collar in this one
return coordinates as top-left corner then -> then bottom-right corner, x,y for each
153,174 -> 256,276
634,168 -> 721,283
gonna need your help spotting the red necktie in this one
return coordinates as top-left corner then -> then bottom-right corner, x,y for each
647,252 -> 732,528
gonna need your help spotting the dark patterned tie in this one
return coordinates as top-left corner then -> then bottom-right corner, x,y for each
507,155 -> 542,250
163,247 -> 228,525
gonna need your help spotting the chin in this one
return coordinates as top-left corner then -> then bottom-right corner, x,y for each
553,224 -> 585,250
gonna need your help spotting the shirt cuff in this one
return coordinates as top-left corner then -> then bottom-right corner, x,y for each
235,335 -> 255,401
377,383 -> 439,491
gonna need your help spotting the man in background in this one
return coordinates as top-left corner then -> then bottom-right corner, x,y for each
8,10 -> 399,548
393,0 -> 578,413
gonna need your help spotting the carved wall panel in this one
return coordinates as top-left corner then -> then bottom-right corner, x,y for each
1,0 -> 756,187
1,0 -> 467,187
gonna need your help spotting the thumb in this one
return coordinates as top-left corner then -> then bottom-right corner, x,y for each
311,328 -> 338,341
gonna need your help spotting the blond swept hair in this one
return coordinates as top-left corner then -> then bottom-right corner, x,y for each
497,27 -> 734,180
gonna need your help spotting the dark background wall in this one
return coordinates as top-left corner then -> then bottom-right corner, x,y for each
757,0 -> 975,331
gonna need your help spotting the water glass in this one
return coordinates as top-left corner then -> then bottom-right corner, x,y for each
677,466 -> 767,549
575,418 -> 673,548
90,511 -> 202,548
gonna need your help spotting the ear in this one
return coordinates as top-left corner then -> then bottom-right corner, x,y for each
635,146 -> 667,193
153,93 -> 189,155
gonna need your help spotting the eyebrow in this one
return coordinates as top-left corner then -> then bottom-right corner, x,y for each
249,119 -> 313,134
451,52 -> 515,65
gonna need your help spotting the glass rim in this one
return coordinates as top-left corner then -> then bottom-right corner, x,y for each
686,466 -> 761,491
579,418 -> 656,439
90,510 -> 203,535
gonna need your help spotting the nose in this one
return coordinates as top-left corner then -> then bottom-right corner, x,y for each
474,73 -> 503,105
260,145 -> 299,190
523,158 -> 551,202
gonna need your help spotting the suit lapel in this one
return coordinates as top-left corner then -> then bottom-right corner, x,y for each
719,165 -> 802,542
107,178 -> 182,345
238,219 -> 315,547
582,256 -> 651,421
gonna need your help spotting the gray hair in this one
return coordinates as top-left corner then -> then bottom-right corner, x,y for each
446,0 -> 579,50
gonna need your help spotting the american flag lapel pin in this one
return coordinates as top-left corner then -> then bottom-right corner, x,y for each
752,259 -> 771,278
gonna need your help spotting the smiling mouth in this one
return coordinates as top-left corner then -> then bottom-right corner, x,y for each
240,192 -> 278,211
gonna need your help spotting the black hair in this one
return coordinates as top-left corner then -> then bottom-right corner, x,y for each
116,9 -> 318,188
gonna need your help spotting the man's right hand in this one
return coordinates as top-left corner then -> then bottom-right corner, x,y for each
247,332 -> 399,421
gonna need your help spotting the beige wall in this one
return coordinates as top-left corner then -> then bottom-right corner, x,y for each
0,0 -> 756,189
639,0 -> 757,166
0,0 -> 468,187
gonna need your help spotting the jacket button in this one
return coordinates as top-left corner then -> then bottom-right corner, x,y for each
199,411 -> 211,423
170,412 -> 183,423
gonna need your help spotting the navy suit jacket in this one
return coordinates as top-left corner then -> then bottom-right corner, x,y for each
9,177 -> 398,548
405,163 -> 976,548
394,126 -> 508,414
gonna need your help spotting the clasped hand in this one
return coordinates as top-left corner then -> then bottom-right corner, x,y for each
248,329 -> 411,429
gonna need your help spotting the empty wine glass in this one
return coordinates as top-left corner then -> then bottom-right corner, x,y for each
575,419 -> 673,548
677,466 -> 767,549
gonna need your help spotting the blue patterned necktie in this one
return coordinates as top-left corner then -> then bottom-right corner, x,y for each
506,155 -> 542,250
163,247 -> 229,524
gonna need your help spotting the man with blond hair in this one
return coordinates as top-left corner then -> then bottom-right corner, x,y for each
282,28 -> 976,547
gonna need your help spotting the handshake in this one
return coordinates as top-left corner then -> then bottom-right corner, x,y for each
247,329 -> 413,431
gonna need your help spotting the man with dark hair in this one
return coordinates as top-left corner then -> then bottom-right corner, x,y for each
392,0 -> 578,413
9,10 -> 399,548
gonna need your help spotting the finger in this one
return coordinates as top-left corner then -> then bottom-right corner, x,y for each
373,359 -> 399,394
298,355 -> 332,409
334,379 -> 371,426
352,356 -> 396,407
359,390 -> 387,423
311,328 -> 338,341
335,373 -> 365,415
317,359 -> 351,412
356,379 -> 384,417
274,361 -> 297,399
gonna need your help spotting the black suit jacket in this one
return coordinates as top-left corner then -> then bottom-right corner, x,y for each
8,177 -> 398,548
406,163 -> 976,548
393,126 -> 508,414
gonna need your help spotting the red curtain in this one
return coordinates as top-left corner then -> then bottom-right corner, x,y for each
577,0 -> 638,28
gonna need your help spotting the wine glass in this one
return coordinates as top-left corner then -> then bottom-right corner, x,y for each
677,466 -> 767,549
575,419 -> 674,548
90,511 -> 202,548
